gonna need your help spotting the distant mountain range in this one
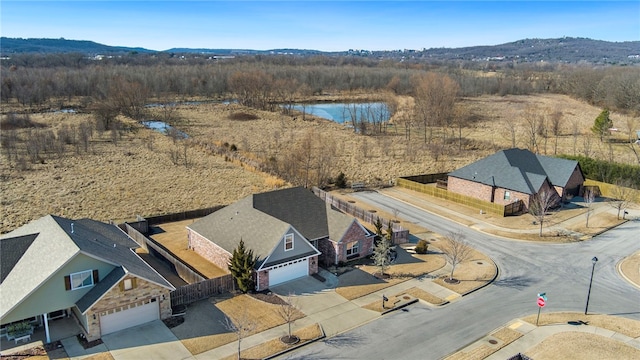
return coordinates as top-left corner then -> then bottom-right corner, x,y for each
2,36 -> 639,64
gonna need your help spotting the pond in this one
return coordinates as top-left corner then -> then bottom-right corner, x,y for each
141,120 -> 188,139
289,102 -> 390,124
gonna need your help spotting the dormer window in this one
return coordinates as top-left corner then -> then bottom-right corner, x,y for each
284,234 -> 294,251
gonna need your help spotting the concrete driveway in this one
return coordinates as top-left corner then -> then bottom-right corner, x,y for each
101,320 -> 194,360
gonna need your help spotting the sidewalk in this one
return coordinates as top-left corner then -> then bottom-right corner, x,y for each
457,319 -> 640,360
196,267 -> 461,360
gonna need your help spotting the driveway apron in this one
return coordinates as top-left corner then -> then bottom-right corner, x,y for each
101,320 -> 194,360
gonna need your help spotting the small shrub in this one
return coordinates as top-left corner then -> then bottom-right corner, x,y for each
228,112 -> 259,121
230,144 -> 238,152
335,172 -> 347,188
415,240 -> 430,254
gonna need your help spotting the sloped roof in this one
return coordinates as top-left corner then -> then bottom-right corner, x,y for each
448,148 -> 580,195
0,215 -> 173,320
188,187 -> 359,260
0,233 -> 38,284
76,267 -> 126,313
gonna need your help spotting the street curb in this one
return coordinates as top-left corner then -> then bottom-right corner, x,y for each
616,255 -> 640,290
264,323 -> 326,360
460,259 -> 500,297
381,298 -> 419,315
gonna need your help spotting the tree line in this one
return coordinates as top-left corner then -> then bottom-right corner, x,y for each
2,53 -> 639,115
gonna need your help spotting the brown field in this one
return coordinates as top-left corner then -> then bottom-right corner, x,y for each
2,93 -> 639,233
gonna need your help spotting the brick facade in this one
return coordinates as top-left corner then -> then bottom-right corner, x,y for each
308,255 -> 318,274
334,222 -> 373,264
188,229 -> 232,271
84,275 -> 171,341
562,166 -> 585,199
447,177 -> 493,202
317,237 -> 337,266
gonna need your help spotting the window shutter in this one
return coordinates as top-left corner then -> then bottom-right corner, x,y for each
64,275 -> 71,291
132,278 -> 137,288
92,269 -> 99,284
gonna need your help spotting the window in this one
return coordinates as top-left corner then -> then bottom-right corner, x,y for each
504,191 -> 511,200
284,234 -> 294,251
346,241 -> 359,256
70,270 -> 94,290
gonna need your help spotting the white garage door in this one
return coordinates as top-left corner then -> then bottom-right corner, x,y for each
268,258 -> 308,287
100,301 -> 159,336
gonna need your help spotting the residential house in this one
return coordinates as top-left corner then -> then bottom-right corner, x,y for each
0,215 -> 174,343
187,187 -> 375,291
447,148 -> 585,210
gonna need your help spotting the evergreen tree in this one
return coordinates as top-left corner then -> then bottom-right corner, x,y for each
228,239 -> 256,293
591,108 -> 613,142
386,220 -> 394,245
372,235 -> 391,277
373,217 -> 383,246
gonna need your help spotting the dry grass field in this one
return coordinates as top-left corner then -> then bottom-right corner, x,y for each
1,93 -> 638,233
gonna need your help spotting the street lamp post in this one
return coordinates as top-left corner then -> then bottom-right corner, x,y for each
584,256 -> 598,315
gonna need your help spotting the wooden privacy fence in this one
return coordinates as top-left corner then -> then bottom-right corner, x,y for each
170,275 -> 235,307
584,179 -> 640,203
120,222 -> 208,284
312,187 -> 409,244
145,206 -> 224,225
397,177 -> 521,217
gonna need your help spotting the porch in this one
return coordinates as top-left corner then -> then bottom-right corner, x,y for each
0,316 -> 81,353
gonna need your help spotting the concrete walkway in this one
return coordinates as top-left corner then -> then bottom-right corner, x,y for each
454,318 -> 640,359
196,267 -> 462,360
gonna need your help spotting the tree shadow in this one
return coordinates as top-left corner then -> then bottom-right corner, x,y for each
492,275 -> 537,290
323,333 -> 367,348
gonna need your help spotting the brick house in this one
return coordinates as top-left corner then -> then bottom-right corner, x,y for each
447,148 -> 585,211
187,187 -> 375,291
0,215 -> 174,342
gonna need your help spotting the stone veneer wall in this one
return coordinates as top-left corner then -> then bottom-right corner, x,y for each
188,229 -> 232,271
317,237 -> 337,266
308,255 -> 318,274
84,275 -> 171,341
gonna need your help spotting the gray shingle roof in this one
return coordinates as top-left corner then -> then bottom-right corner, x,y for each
448,148 -> 580,195
0,215 -> 173,320
0,233 -> 38,284
188,187 -> 357,263
76,267 -> 125,313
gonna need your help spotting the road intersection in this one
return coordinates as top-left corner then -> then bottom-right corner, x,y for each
282,190 -> 640,359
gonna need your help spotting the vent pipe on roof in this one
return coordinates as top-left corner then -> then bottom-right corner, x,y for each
71,223 -> 74,233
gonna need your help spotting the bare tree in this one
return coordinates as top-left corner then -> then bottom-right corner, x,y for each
412,72 -> 459,144
275,294 -> 300,342
442,231 -> 472,282
550,110 -> 563,155
584,189 -> 596,228
529,187 -> 559,236
222,310 -> 256,360
522,106 -> 542,153
608,181 -> 634,220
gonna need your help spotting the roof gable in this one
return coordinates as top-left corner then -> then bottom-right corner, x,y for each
0,233 -> 38,283
448,148 -> 579,194
0,215 -> 173,320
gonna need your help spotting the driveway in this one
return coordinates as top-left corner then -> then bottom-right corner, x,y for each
101,320 -> 194,360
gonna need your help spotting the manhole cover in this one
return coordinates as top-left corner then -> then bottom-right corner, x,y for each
488,339 -> 498,345
348,200 -> 356,203
403,295 -> 410,300
477,262 -> 483,265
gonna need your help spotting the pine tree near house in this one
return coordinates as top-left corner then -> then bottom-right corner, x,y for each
228,239 -> 256,293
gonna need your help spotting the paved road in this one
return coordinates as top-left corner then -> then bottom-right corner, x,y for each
282,191 -> 640,359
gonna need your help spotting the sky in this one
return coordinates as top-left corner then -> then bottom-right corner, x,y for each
1,1 -> 639,52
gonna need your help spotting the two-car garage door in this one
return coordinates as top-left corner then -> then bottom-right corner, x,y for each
100,301 -> 159,336
268,258 -> 308,287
